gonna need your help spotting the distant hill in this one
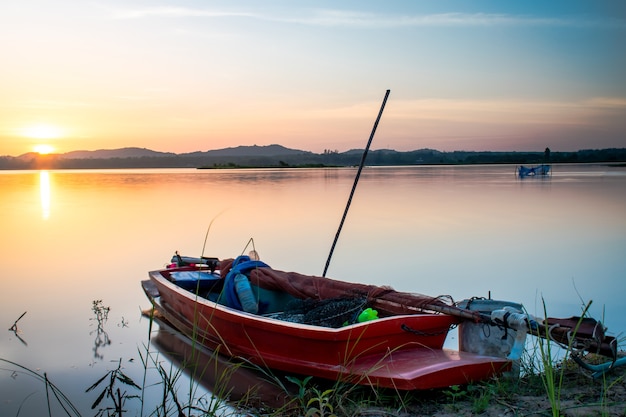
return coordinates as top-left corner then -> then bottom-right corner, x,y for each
61,147 -> 175,159
182,144 -> 312,158
46,144 -> 309,159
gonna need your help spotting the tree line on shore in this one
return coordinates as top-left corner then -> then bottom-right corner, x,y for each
1,147 -> 625,170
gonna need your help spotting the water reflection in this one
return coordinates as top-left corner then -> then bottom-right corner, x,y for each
39,170 -> 51,219
8,311 -> 28,346
151,319 -> 294,410
90,300 -> 111,360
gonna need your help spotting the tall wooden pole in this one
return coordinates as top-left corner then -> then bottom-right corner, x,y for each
323,90 -> 390,277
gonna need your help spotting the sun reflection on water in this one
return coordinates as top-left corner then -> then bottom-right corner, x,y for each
40,170 -> 51,219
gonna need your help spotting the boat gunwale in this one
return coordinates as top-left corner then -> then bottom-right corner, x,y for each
148,268 -> 456,335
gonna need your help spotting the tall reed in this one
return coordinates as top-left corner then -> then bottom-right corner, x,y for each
531,298 -> 593,417
0,358 -> 82,417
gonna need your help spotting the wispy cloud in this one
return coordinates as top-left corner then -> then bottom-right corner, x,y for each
109,6 -> 625,29
16,99 -> 91,109
389,97 -> 626,126
111,6 -> 254,20
585,97 -> 626,109
283,11 -> 582,28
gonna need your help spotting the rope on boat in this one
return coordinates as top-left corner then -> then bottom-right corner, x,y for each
401,323 -> 457,337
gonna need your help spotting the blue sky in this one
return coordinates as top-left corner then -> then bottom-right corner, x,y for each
1,0 -> 625,155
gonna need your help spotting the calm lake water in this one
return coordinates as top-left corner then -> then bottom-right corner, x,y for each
1,164 -> 625,415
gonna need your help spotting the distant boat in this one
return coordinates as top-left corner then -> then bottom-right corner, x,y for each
517,164 -> 551,177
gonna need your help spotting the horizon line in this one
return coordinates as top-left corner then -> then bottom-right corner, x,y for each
7,144 -> 626,159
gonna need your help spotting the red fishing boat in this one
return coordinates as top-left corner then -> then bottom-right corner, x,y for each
142,254 -> 513,390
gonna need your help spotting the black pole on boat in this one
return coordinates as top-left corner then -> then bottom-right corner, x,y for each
323,89 -> 390,277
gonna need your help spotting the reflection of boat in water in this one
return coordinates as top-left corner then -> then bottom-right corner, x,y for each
150,316 -> 293,409
143,254 -> 513,391
517,164 -> 551,177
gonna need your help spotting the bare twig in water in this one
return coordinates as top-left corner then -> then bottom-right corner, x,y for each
8,311 -> 27,332
8,311 -> 28,345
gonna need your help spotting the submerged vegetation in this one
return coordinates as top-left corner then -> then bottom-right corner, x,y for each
2,300 -> 625,416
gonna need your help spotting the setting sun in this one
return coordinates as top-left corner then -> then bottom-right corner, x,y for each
34,144 -> 55,154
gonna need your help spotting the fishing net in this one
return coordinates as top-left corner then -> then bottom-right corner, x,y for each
267,297 -> 368,328
219,257 -> 457,321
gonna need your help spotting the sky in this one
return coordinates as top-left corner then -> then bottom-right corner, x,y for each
1,1 -> 625,157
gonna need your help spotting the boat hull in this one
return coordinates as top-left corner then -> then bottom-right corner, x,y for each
143,268 -> 511,390
518,164 -> 551,177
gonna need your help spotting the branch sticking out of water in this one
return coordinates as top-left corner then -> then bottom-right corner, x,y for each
8,311 -> 28,346
8,311 -> 27,332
